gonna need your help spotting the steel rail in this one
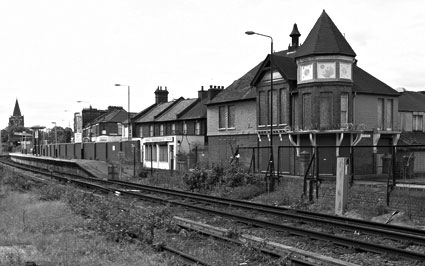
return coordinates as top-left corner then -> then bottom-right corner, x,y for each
108,179 -> 425,245
159,245 -> 213,266
103,186 -> 425,262
2,159 -> 425,262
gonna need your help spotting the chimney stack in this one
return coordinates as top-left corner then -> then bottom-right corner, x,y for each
155,86 -> 169,104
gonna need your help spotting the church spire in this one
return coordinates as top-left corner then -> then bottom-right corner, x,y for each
13,99 -> 21,116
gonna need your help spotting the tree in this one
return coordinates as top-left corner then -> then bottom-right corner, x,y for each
48,126 -> 73,144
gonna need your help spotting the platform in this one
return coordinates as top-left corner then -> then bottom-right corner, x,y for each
9,153 -> 111,180
75,160 -> 110,180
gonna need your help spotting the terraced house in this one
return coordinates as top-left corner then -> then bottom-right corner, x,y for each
207,10 -> 401,176
133,86 -> 220,170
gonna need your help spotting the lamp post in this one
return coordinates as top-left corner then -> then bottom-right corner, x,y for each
245,30 -> 275,191
114,84 -> 131,141
51,122 -> 58,157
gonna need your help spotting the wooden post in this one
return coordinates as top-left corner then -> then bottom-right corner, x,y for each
335,157 -> 349,216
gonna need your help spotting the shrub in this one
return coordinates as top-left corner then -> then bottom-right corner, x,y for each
223,165 -> 254,188
183,168 -> 208,192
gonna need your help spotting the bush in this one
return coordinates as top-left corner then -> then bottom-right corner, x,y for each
183,165 -> 256,192
183,168 -> 209,192
223,165 -> 254,188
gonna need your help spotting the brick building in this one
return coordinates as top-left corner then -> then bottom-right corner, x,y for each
207,10 -> 401,176
133,86 -> 220,170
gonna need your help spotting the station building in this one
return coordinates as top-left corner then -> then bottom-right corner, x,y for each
207,10 -> 401,176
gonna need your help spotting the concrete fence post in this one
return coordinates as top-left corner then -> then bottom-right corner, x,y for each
335,157 -> 350,216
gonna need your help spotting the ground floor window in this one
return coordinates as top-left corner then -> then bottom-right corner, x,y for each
145,145 -> 157,161
159,145 -> 168,162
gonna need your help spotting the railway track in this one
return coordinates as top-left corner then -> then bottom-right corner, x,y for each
2,158 -> 425,264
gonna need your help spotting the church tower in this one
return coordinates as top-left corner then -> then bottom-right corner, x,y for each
9,99 -> 25,127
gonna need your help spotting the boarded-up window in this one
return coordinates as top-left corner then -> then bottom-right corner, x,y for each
377,98 -> 384,130
302,93 -> 312,129
272,89 -> 278,125
293,94 -> 298,128
267,90 -> 271,125
386,99 -> 393,130
228,105 -> 235,128
279,88 -> 287,124
340,93 -> 349,126
259,91 -> 267,126
320,92 -> 332,128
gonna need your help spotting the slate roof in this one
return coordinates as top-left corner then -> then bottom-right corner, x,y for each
398,91 -> 425,112
208,10 -> 398,105
179,98 -> 209,120
134,100 -> 177,123
90,108 -> 128,124
155,98 -> 198,122
207,63 -> 260,105
296,10 -> 356,58
352,65 -> 399,96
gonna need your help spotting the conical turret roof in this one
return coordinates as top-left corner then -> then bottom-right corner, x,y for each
296,10 -> 356,58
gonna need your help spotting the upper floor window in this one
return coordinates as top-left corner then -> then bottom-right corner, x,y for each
413,114 -> 423,131
149,125 -> 154,136
183,122 -> 187,134
160,124 -> 164,136
138,126 -> 143,138
386,99 -> 393,130
279,88 -> 287,125
259,91 -> 267,126
218,105 -> 235,129
319,92 -> 332,128
377,98 -> 393,131
228,106 -> 235,128
118,123 -> 123,135
340,93 -> 349,126
302,93 -> 312,129
195,121 -> 201,135
172,123 -> 176,134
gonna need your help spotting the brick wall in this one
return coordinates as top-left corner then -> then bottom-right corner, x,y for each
354,94 -> 399,131
278,176 -> 424,223
207,100 -> 257,137
312,180 -> 425,223
207,135 -> 257,169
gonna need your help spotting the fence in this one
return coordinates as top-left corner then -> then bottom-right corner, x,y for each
38,140 -> 141,166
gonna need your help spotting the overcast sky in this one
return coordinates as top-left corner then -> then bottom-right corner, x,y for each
1,0 -> 424,129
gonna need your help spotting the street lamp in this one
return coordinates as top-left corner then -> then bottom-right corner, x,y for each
52,122 -> 58,157
245,30 -> 275,191
114,84 -> 131,141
